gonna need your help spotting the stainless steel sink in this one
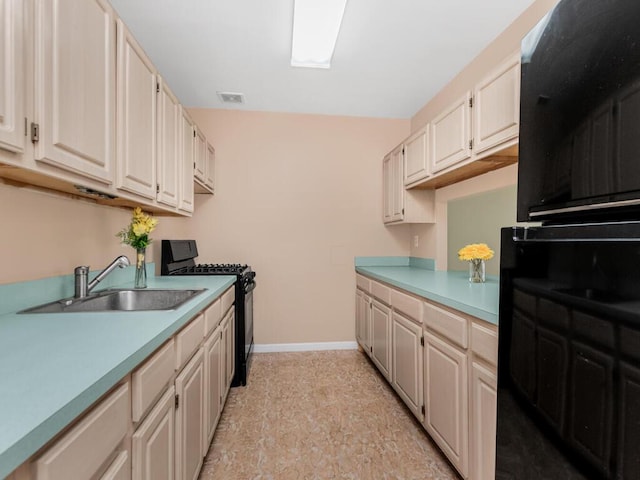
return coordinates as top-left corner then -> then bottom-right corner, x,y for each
19,288 -> 207,314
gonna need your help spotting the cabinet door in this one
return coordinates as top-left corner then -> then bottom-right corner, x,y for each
132,386 -> 175,480
392,311 -> 423,419
0,0 -> 24,153
473,53 -> 520,154
34,0 -> 115,182
156,77 -> 180,207
223,307 -> 235,395
618,361 -> 640,480
205,142 -> 215,191
371,299 -> 392,380
355,289 -> 371,353
470,361 -> 497,480
431,92 -> 472,173
178,107 -> 194,213
175,349 -> 204,480
116,19 -> 157,199
203,326 -> 223,451
382,146 -> 404,224
424,331 -> 468,477
568,341 -> 614,476
193,126 -> 207,183
404,127 -> 429,185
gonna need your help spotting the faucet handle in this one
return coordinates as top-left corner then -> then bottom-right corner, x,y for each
74,266 -> 90,298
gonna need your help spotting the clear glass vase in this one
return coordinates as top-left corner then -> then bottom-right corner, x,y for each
469,259 -> 486,283
134,247 -> 147,289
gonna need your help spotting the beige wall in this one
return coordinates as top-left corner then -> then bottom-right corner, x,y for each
179,109 -> 410,345
0,180 -> 191,284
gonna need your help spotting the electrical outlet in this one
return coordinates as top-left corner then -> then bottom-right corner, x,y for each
413,235 -> 419,248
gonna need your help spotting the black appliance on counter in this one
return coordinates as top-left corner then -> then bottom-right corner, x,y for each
161,239 -> 256,387
497,0 -> 640,478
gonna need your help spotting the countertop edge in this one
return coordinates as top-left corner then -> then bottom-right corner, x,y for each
355,267 -> 499,324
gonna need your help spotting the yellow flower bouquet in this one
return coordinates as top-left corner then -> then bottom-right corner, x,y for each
458,243 -> 494,283
457,243 -> 494,262
117,207 -> 158,288
117,207 -> 158,249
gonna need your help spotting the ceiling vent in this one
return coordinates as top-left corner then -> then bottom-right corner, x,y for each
217,92 -> 245,104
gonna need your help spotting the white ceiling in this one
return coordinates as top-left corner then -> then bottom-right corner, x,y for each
109,0 -> 535,119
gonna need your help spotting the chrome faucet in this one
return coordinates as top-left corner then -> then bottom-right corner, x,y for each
74,255 -> 130,298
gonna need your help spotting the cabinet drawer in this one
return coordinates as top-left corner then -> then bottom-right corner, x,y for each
176,313 -> 205,370
356,274 -> 371,293
423,301 -> 468,349
35,383 -> 130,480
204,298 -> 222,338
132,339 -> 175,422
370,280 -> 391,304
390,289 -> 422,322
221,286 -> 235,315
471,321 -> 498,366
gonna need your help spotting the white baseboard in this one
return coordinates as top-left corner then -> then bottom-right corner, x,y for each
253,341 -> 358,353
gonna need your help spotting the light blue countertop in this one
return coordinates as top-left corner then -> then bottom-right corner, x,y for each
356,264 -> 499,325
0,273 -> 235,479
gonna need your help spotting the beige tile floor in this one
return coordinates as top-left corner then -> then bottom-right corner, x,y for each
199,350 -> 459,480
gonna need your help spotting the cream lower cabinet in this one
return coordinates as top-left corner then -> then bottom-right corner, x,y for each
355,288 -> 371,352
355,272 -> 498,480
370,299 -> 392,381
175,348 -> 204,480
222,306 -> 236,402
132,386 -> 176,480
392,311 -> 423,419
424,330 -> 468,477
203,324 -> 223,451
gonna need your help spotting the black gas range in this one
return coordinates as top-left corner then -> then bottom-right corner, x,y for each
161,240 -> 255,387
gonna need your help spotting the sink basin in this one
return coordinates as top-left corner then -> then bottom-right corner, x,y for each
19,288 -> 207,314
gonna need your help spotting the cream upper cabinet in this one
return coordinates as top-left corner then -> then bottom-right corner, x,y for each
0,0 -> 24,154
383,144 -> 435,226
156,77 -> 180,208
116,19 -> 157,199
193,126 -> 207,184
473,52 -> 520,155
34,0 -> 116,183
178,107 -> 195,213
205,142 -> 215,192
404,126 -> 430,186
392,310 -> 423,420
424,330 -> 469,478
431,91 -> 472,173
382,145 -> 404,223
